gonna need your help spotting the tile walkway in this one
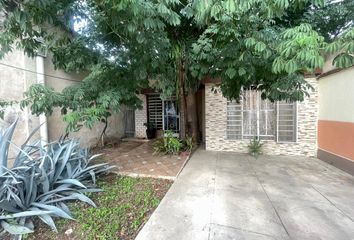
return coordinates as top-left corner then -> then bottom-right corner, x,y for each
100,140 -> 190,179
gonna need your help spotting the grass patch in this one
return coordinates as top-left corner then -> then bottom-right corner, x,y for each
26,174 -> 172,240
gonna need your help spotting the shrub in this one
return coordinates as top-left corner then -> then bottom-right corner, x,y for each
153,130 -> 182,155
183,135 -> 193,152
153,131 -> 195,155
0,120 -> 113,237
248,137 -> 263,158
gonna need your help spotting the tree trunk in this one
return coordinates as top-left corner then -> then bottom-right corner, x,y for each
186,93 -> 199,142
176,56 -> 200,142
178,60 -> 187,140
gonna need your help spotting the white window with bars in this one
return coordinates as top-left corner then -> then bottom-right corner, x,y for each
227,90 -> 297,142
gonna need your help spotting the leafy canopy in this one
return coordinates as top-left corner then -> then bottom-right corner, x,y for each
0,0 -> 353,132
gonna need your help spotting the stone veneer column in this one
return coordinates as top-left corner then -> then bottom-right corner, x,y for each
205,86 -> 228,151
135,94 -> 147,138
204,78 -> 319,157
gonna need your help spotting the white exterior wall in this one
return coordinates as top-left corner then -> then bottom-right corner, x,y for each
205,78 -> 319,157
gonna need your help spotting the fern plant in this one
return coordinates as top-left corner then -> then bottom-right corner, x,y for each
248,137 -> 263,159
0,120 -> 114,238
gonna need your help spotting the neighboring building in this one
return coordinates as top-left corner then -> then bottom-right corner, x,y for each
0,49 -> 125,158
317,62 -> 354,174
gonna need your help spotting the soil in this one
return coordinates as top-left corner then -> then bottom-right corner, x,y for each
2,174 -> 172,240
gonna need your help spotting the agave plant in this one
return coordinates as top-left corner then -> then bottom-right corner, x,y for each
0,120 -> 114,237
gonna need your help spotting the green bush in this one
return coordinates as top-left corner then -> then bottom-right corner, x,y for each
153,131 -> 194,155
248,137 -> 263,158
0,120 -> 113,237
153,130 -> 182,155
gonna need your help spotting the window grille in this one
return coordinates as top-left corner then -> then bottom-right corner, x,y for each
227,101 -> 242,139
277,101 -> 297,142
227,90 -> 296,142
147,94 -> 163,130
242,90 -> 275,140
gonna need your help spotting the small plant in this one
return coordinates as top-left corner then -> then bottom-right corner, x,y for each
153,130 -> 182,155
0,120 -> 114,237
248,137 -> 263,158
154,132 -> 195,155
183,135 -> 193,152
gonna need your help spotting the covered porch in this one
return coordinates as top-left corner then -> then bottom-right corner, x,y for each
125,88 -> 206,142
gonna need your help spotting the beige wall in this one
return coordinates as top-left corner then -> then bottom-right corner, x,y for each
43,53 -> 125,146
318,67 -> 354,123
1,50 -> 126,156
0,50 -> 40,158
204,78 -> 319,157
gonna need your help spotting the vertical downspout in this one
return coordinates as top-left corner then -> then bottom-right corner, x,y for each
36,56 -> 48,146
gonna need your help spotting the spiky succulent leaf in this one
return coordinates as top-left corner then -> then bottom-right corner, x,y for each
0,123 -> 113,237
0,119 -> 18,173
0,220 -> 33,235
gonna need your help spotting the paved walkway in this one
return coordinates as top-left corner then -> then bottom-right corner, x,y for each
100,140 -> 189,179
136,149 -> 354,240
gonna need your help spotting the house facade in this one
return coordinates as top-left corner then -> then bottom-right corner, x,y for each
131,56 -> 354,175
204,77 -> 318,157
132,77 -> 319,157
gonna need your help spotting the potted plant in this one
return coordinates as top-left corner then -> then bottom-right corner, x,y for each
144,122 -> 156,139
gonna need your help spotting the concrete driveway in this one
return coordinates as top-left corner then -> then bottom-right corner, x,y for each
136,149 -> 354,240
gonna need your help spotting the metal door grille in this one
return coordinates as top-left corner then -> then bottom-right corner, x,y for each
147,94 -> 163,129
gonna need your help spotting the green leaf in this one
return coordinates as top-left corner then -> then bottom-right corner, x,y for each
226,0 -> 236,13
225,68 -> 237,78
238,68 -> 246,76
255,42 -> 266,52
285,60 -> 298,73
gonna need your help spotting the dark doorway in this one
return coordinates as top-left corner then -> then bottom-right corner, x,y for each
124,107 -> 135,137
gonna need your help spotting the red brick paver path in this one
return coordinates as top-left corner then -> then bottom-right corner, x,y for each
100,140 -> 190,179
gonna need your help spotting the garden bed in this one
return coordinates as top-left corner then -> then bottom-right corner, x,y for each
12,174 -> 172,240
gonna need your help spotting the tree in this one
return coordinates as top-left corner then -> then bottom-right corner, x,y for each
0,0 -> 353,141
304,0 -> 354,41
